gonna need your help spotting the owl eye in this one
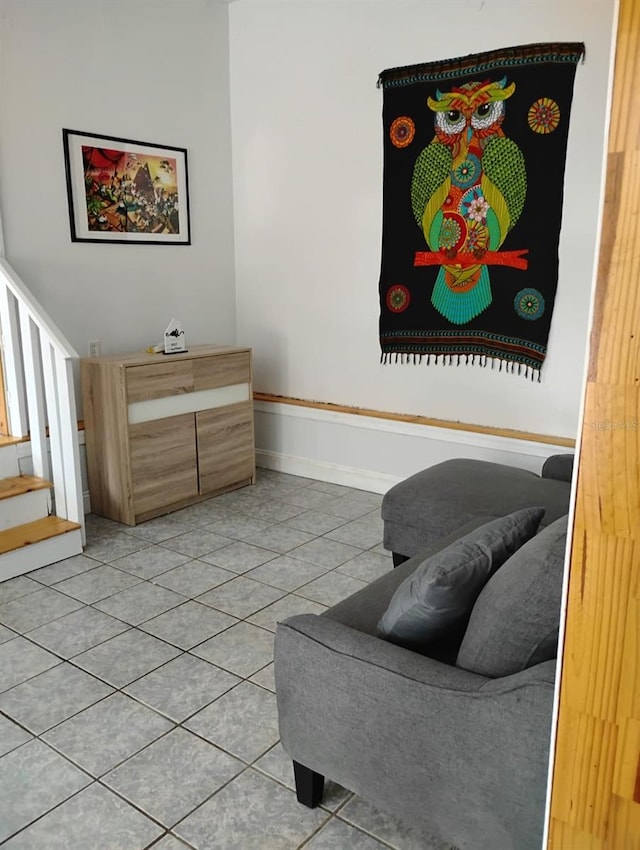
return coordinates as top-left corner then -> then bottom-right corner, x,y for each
435,108 -> 466,135
470,100 -> 504,130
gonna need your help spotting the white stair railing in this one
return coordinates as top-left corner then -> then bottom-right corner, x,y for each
0,257 -> 85,543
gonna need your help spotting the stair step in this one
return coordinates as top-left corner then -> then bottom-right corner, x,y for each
0,516 -> 81,556
0,435 -> 26,449
0,475 -> 52,501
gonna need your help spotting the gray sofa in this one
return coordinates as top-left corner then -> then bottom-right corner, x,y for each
382,454 -> 574,562
275,510 -> 569,850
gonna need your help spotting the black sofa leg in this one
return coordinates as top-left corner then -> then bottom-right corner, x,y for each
293,761 -> 324,807
392,552 -> 409,568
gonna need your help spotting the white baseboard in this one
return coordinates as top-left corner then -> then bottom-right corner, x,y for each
254,400 -> 574,492
255,449 -> 402,494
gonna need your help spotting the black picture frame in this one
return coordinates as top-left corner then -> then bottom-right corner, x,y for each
63,129 -> 191,245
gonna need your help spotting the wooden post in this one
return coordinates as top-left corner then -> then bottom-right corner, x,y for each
548,1 -> 640,847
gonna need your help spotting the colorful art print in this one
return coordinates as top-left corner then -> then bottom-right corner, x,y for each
377,42 -> 584,378
63,130 -> 190,244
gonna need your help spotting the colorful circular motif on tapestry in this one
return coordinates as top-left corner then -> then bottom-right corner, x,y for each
438,212 -> 466,252
451,154 -> 481,188
528,98 -> 561,134
386,285 -> 411,313
389,116 -> 416,148
514,288 -> 545,320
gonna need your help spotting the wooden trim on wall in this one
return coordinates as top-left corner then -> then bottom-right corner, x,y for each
548,1 -> 640,847
254,392 -> 576,448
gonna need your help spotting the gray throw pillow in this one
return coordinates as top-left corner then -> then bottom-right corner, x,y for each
456,515 -> 568,677
376,507 -> 545,652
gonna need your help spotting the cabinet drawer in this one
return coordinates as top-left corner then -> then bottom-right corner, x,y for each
193,353 -> 250,391
127,360 -> 194,403
129,413 -> 198,516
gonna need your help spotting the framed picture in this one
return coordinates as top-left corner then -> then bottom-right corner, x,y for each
63,129 -> 190,244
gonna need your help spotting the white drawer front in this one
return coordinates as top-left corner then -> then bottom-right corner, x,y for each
128,383 -> 250,424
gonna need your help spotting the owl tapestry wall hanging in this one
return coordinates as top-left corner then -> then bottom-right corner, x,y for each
378,42 -> 585,379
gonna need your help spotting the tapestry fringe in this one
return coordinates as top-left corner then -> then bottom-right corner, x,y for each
380,352 -> 541,381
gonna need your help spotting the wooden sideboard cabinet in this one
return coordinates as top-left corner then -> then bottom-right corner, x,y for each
81,345 -> 255,526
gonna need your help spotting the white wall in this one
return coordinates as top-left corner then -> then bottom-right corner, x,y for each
230,0 -> 616,439
0,0 -> 236,361
0,0 -> 616,489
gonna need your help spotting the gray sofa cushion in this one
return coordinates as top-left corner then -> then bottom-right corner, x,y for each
376,507 -> 545,652
325,516 -> 496,636
541,454 -> 574,483
382,458 -> 571,557
325,516 -> 495,663
456,515 -> 568,677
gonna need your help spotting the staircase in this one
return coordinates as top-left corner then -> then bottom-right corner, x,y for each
0,257 -> 85,581
0,435 -> 81,581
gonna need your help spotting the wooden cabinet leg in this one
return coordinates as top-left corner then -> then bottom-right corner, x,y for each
293,761 -> 324,807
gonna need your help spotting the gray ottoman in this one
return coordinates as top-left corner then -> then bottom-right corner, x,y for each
382,455 -> 573,561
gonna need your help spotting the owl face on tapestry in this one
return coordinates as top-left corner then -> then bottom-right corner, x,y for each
412,77 -> 527,325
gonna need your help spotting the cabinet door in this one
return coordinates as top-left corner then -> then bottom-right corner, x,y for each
196,402 -> 255,494
129,413 -> 198,517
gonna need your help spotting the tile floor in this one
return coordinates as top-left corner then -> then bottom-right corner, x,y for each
0,469 -> 455,850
